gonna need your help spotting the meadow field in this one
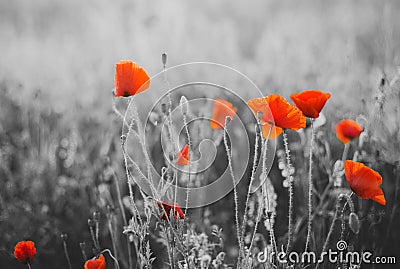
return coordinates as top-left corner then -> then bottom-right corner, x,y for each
1,1 -> 400,268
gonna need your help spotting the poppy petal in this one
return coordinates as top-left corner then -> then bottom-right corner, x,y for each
114,60 -> 150,97
176,144 -> 189,165
344,160 -> 386,205
247,94 -> 306,138
372,194 -> 386,206
84,254 -> 106,269
262,123 -> 283,140
210,99 -> 237,130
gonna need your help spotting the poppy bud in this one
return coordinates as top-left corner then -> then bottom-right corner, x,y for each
349,212 -> 360,234
266,211 -> 273,219
225,116 -> 232,126
88,218 -> 95,227
93,211 -> 101,222
257,111 -> 263,122
80,242 -> 86,249
61,233 -> 68,241
358,132 -> 368,148
180,95 -> 188,115
106,204 -> 115,215
102,156 -> 111,168
120,135 -> 127,145
161,103 -> 168,115
162,53 -> 167,68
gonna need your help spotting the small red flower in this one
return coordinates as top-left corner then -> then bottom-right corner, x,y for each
84,254 -> 106,269
290,90 -> 331,118
247,94 -> 306,139
344,160 -> 386,205
336,120 -> 363,144
158,201 -> 185,220
210,99 -> 237,130
157,200 -> 173,213
114,60 -> 150,97
176,144 -> 189,166
14,241 -> 36,265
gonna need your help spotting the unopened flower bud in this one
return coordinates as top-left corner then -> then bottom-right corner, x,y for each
93,211 -> 101,222
225,116 -> 232,126
257,111 -> 263,122
120,135 -> 127,145
266,211 -> 273,219
349,212 -> 360,234
161,103 -> 168,115
61,233 -> 68,241
162,53 -> 167,68
180,96 -> 188,115
88,218 -> 95,227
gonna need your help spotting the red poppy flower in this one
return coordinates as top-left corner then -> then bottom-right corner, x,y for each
157,200 -> 173,212
336,120 -> 363,144
14,241 -> 36,264
210,99 -> 237,129
344,160 -> 386,205
84,254 -> 106,269
114,60 -> 150,97
176,144 -> 189,165
158,201 -> 185,220
247,94 -> 306,139
290,90 -> 331,118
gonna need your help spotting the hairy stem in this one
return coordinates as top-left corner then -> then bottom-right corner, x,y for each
223,120 -> 243,266
315,194 -> 346,269
305,119 -> 315,252
283,131 -> 294,253
240,124 -> 261,248
62,241 -> 72,269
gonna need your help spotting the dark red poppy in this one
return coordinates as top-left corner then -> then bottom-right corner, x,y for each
210,99 -> 237,129
157,200 -> 173,212
158,201 -> 185,220
336,120 -> 363,144
176,144 -> 189,166
247,94 -> 306,139
14,241 -> 36,264
290,90 -> 331,118
114,60 -> 150,97
84,254 -> 106,269
344,160 -> 386,205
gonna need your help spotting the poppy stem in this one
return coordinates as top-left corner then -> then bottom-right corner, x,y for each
283,131 -> 294,254
305,119 -> 315,252
316,194 -> 346,269
79,242 -> 88,261
240,123 -> 261,249
244,125 -> 275,265
341,143 -> 350,162
107,214 -> 119,269
62,240 -> 72,269
27,262 -> 32,269
111,169 -> 134,269
223,117 -> 243,266
101,249 -> 121,269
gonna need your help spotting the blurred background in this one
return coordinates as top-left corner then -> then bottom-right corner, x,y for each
1,0 -> 400,268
